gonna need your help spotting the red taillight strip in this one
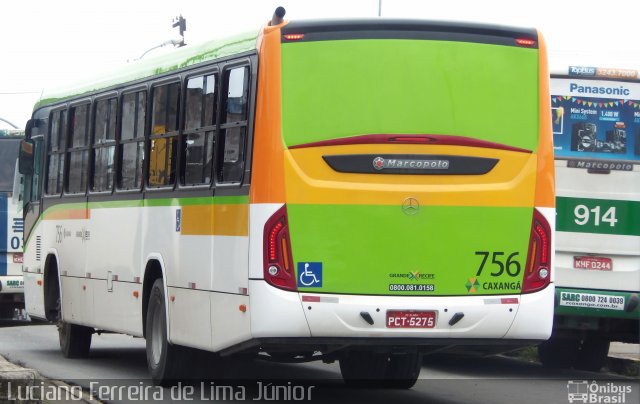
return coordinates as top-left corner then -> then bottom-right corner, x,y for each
269,221 -> 283,261
288,134 -> 531,153
535,223 -> 549,264
522,209 -> 552,294
263,205 -> 297,292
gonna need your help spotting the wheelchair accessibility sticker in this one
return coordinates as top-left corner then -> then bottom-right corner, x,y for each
298,262 -> 323,287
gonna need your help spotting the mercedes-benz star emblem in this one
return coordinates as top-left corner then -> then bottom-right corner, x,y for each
402,197 -> 420,215
373,157 -> 384,170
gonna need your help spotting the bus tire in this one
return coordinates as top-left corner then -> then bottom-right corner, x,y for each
59,321 -> 93,358
384,352 -> 422,389
575,338 -> 610,372
339,351 -> 421,389
145,278 -> 189,386
538,337 -> 579,369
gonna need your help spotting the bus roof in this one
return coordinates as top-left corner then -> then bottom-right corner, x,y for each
34,18 -> 541,111
35,29 -> 260,110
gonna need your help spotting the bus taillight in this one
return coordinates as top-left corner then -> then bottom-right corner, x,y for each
263,205 -> 297,291
523,209 -> 551,294
515,38 -> 536,47
283,33 -> 305,41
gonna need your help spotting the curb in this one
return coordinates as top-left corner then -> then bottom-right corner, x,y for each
606,343 -> 639,377
606,356 -> 639,377
0,354 -> 101,403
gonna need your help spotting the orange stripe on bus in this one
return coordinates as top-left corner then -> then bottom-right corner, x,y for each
44,208 -> 90,220
534,31 -> 555,208
250,23 -> 287,204
181,204 -> 248,236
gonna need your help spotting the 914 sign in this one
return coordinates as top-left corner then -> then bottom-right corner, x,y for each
574,205 -> 617,227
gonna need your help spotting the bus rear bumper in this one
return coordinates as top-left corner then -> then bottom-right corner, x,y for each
249,280 -> 553,341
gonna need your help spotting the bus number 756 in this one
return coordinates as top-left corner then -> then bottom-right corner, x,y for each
475,251 -> 521,277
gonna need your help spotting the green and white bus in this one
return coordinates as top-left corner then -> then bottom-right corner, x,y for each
20,10 -> 555,386
539,66 -> 640,371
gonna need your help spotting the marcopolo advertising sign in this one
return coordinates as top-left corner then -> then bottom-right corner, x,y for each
550,78 -> 640,163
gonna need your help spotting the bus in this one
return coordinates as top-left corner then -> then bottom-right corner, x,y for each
19,9 -> 555,387
538,66 -> 639,371
0,129 -> 25,319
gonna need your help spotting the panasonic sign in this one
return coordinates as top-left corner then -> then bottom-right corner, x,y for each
569,83 -> 630,96
551,79 -> 640,100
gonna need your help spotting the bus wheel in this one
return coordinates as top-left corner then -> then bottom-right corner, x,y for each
58,321 -> 93,358
538,337 -> 579,369
145,279 -> 189,385
339,351 -> 421,389
575,338 -> 610,372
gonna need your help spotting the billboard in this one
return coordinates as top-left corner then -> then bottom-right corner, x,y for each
550,78 -> 640,162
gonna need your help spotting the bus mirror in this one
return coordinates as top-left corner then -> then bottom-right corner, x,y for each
25,119 -> 35,137
25,118 -> 43,138
18,139 -> 34,175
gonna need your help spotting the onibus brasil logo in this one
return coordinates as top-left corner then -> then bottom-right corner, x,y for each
567,380 -> 633,403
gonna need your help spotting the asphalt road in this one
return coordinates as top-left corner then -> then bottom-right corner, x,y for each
0,322 -> 638,404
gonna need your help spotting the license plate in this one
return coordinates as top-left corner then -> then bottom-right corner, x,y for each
12,253 -> 23,264
573,256 -> 612,271
386,310 -> 436,328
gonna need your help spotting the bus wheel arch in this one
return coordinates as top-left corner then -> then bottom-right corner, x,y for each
142,258 -> 165,339
43,253 -> 93,358
43,253 -> 60,322
141,258 -> 195,384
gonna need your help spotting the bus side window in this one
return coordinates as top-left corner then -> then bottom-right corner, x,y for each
182,74 -> 217,186
92,98 -> 117,192
217,66 -> 249,184
45,109 -> 66,195
66,104 -> 90,194
149,82 -> 180,187
118,91 -> 146,190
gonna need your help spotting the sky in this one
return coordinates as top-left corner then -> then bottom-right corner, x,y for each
1,0 -> 639,129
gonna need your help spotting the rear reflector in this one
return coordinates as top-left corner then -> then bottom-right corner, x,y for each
501,298 -> 519,305
263,205 -> 297,292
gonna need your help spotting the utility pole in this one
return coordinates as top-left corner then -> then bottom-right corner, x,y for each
133,16 -> 187,61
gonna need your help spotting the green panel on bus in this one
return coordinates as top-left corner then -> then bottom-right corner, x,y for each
288,205 -> 532,296
281,39 -> 539,151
